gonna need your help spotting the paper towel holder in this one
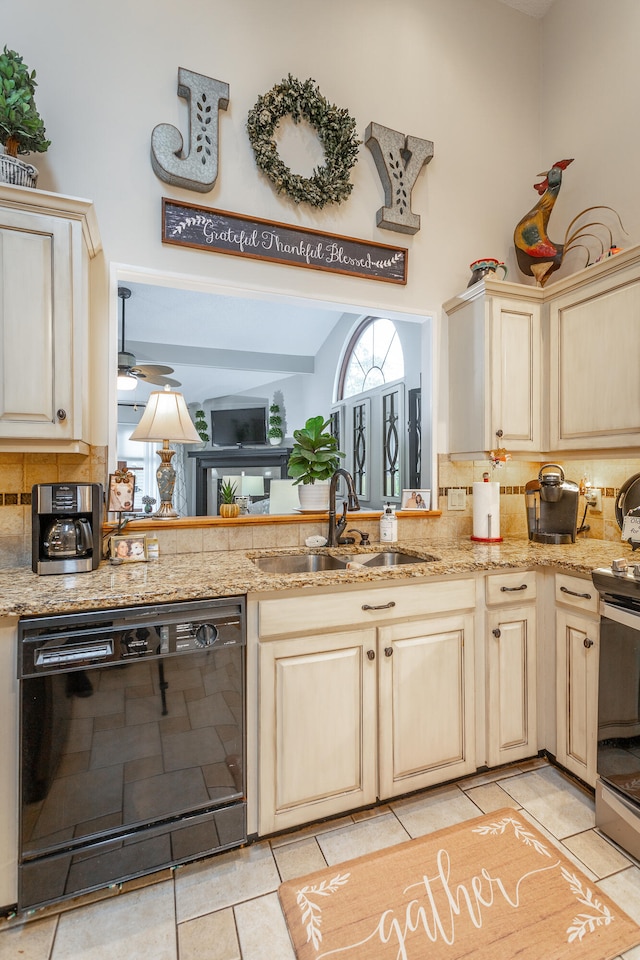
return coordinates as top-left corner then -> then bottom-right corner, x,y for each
470,472 -> 503,543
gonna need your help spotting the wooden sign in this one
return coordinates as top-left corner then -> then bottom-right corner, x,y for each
162,199 -> 408,284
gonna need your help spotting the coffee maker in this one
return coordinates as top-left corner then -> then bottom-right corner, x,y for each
32,483 -> 103,575
525,464 -> 579,544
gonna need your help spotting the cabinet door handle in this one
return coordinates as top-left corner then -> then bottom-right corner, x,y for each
583,637 -> 594,649
362,601 -> 396,611
496,429 -> 504,438
56,408 -> 67,421
492,628 -> 501,638
560,585 -> 592,600
384,646 -> 393,657
367,649 -> 376,661
500,584 -> 527,592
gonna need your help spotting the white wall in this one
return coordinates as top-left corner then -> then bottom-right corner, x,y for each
5,0 -> 639,460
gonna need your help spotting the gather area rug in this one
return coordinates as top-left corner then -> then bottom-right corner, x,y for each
278,808 -> 640,960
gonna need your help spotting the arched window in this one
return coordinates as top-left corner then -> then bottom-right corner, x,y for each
338,317 -> 404,400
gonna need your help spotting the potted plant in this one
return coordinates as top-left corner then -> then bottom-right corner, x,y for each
287,415 -> 344,510
194,409 -> 209,445
219,478 -> 239,518
268,402 -> 283,445
0,46 -> 51,188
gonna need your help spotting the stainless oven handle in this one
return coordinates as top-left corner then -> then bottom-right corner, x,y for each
600,600 -> 640,631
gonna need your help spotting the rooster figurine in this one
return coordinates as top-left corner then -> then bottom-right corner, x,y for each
514,158 -> 574,286
514,158 -> 623,287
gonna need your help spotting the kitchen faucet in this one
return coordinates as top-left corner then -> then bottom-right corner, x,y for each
327,469 -> 360,546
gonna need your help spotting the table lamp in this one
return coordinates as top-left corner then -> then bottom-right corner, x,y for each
129,386 -> 200,519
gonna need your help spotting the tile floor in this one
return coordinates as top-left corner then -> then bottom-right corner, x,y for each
2,759 -> 640,960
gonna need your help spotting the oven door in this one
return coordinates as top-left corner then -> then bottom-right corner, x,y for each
597,601 -> 640,803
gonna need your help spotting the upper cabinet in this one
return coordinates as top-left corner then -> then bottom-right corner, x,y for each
0,185 -> 101,452
549,249 -> 640,451
446,245 -> 640,458
445,280 -> 543,457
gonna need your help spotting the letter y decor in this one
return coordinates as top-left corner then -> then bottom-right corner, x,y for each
151,67 -> 229,193
365,122 -> 434,234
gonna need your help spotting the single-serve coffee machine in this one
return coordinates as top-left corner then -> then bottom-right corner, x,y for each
32,483 -> 103,575
525,464 -> 579,544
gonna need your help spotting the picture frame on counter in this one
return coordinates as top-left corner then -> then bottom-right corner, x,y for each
110,534 -> 148,563
107,470 -> 135,513
401,488 -> 431,510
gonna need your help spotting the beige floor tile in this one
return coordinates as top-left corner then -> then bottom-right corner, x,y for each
272,837 -> 327,882
316,811 -> 410,866
51,881 -> 177,960
563,829 -> 632,879
351,803 -> 391,822
268,815 -> 354,848
175,841 -> 280,924
599,866 -> 640,924
463,780 -> 522,814
234,892 -> 296,960
177,908 -> 240,960
0,915 -> 57,960
390,783 -> 482,838
512,809 -> 598,881
498,765 -> 595,838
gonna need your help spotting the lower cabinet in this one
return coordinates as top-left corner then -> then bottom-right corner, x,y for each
256,580 -> 477,835
484,571 -> 538,768
555,574 -> 600,787
485,603 -> 537,767
258,628 -> 378,836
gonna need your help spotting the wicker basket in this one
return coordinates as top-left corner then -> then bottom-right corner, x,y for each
0,154 -> 38,188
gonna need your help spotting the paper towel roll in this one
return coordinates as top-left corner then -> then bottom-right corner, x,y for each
472,481 -> 502,541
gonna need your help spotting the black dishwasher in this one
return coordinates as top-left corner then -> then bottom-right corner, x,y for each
18,597 -> 246,911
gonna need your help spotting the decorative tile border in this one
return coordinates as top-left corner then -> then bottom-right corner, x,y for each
0,493 -> 31,505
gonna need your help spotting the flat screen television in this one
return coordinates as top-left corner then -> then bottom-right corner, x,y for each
211,407 -> 267,446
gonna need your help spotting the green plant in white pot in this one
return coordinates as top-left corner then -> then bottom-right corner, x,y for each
0,46 -> 50,187
287,415 -> 344,511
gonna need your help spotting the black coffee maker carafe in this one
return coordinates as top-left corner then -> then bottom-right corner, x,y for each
32,483 -> 103,574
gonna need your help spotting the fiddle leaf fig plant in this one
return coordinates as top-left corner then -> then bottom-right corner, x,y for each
0,46 -> 51,157
287,415 -> 344,485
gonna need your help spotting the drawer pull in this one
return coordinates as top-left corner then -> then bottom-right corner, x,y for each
362,601 -> 396,611
560,585 -> 592,600
584,637 -> 594,649
384,646 -> 393,657
500,584 -> 527,592
367,649 -> 376,661
492,628 -> 501,638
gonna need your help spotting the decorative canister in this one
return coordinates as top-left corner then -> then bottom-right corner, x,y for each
467,258 -> 507,287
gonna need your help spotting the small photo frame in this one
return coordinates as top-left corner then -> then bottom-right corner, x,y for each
401,488 -> 431,510
108,470 -> 135,513
110,534 -> 148,563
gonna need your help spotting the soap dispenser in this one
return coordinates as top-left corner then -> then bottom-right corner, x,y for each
379,503 -> 398,543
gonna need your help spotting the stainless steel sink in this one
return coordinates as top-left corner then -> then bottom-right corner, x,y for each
252,553 -> 348,574
252,550 -> 438,574
353,551 -> 436,567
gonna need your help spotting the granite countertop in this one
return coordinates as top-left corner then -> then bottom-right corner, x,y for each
0,536 -> 634,619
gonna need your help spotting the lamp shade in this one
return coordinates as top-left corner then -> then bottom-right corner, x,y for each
129,389 -> 200,444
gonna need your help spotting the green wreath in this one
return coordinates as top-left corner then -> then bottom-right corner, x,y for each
246,75 -> 360,208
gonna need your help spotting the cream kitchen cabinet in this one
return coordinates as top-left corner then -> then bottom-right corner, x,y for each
548,247 -> 640,451
555,573 -> 600,786
0,185 -> 101,451
256,578 -> 476,835
484,571 -> 538,767
445,278 -> 543,457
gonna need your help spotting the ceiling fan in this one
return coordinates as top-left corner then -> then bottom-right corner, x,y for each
117,286 -> 182,390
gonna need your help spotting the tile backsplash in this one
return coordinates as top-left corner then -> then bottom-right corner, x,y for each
1,448 -> 637,569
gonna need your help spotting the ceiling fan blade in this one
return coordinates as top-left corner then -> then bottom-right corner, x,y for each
144,375 -> 182,388
131,363 -> 175,377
